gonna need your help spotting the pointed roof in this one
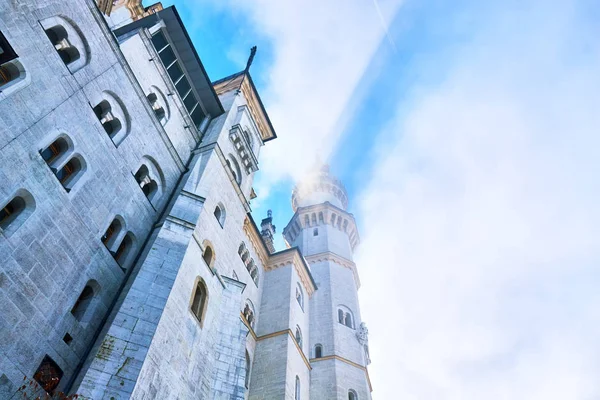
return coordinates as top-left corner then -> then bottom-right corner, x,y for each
213,71 -> 277,142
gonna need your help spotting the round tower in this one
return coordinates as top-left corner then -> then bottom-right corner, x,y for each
283,164 -> 371,400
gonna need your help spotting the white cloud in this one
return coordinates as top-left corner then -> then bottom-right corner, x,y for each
221,0 -> 403,192
356,1 -> 600,399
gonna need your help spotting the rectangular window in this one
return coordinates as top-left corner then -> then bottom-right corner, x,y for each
183,93 -> 197,113
190,106 -> 205,128
151,31 -> 168,52
175,76 -> 191,98
167,62 -> 183,83
158,46 -> 176,68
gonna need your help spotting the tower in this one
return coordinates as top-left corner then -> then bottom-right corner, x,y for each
283,165 -> 372,400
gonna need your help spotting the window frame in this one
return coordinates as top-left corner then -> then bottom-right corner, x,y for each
190,277 -> 209,328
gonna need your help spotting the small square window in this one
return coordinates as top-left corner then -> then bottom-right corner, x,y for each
63,333 -> 73,345
313,228 -> 318,236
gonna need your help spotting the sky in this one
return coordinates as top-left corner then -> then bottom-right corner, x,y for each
162,0 -> 600,398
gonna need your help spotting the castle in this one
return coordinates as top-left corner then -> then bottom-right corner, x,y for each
0,1 -> 371,399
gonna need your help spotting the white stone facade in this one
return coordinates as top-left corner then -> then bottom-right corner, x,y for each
0,1 -> 372,399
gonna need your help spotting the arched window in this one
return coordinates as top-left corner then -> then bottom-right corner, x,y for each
238,242 -> 246,256
243,300 -> 255,329
295,326 -> 302,348
337,306 -> 355,329
315,344 -> 323,358
245,351 -> 251,389
345,312 -> 353,329
304,214 -> 310,227
102,217 -> 123,249
227,155 -> 242,186
296,283 -> 304,310
40,137 -> 70,168
93,100 -> 122,139
214,203 -> 226,227
0,32 -> 27,96
55,155 -> 86,193
134,157 -> 164,206
295,376 -> 300,400
202,244 -> 214,267
71,280 -> 99,322
135,164 -> 158,202
241,250 -> 250,263
318,212 -> 324,223
147,86 -> 170,125
311,213 -> 317,225
348,389 -> 358,400
191,278 -> 208,324
40,16 -> 89,73
115,232 -> 135,268
0,190 -> 35,236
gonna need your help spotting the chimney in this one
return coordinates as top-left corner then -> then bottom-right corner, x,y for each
260,210 -> 276,254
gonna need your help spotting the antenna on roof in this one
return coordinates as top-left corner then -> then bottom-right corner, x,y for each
245,46 -> 257,73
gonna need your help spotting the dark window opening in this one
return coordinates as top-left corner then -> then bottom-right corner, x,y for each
33,356 -> 63,395
315,345 -> 322,358
0,196 -> 25,230
71,285 -> 94,321
63,333 -> 73,345
191,281 -> 207,323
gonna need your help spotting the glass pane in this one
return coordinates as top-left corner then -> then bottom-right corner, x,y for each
159,46 -> 176,68
184,93 -> 197,113
151,31 -> 168,52
190,106 -> 206,128
167,62 -> 183,82
175,77 -> 191,98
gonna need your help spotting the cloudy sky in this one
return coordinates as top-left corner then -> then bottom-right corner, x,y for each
167,0 -> 600,398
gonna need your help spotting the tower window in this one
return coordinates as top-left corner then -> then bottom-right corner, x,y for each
33,356 -> 63,395
315,344 -> 323,358
147,91 -> 167,125
296,283 -> 304,311
295,376 -> 301,400
337,306 -> 355,329
44,25 -> 80,66
348,389 -> 358,400
135,164 -> 159,203
214,203 -> 226,227
191,279 -> 208,325
243,300 -> 255,329
313,228 -> 318,236
245,351 -> 251,389
202,245 -> 214,267
295,326 -> 302,348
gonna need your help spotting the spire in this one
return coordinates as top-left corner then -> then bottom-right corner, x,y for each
244,46 -> 257,73
260,209 -> 276,254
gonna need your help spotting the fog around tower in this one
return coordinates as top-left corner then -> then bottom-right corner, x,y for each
178,0 -> 600,398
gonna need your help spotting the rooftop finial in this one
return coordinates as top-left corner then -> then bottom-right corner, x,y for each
245,46 -> 257,73
267,209 -> 272,218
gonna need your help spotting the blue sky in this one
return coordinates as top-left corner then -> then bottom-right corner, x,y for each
153,0 -> 600,398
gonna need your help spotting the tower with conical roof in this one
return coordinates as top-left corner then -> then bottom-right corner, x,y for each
283,164 -> 372,400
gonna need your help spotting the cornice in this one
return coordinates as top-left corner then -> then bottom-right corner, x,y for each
256,329 -> 311,371
309,355 -> 372,392
283,202 -> 361,251
266,249 -> 317,296
243,216 -> 269,266
304,252 -> 361,289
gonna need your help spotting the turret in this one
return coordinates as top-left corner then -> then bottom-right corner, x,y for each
260,209 -> 276,254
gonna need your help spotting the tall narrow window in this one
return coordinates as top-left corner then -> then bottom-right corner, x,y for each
115,232 -> 134,267
0,196 -> 25,231
345,312 -> 353,329
214,203 -> 226,227
296,283 -> 304,310
191,279 -> 207,324
71,284 -> 94,321
295,326 -> 302,348
348,389 -> 358,400
135,164 -> 158,202
315,344 -> 323,359
245,351 -> 251,389
295,376 -> 300,400
55,156 -> 85,192
203,245 -> 214,267
313,228 -> 318,236
338,309 -> 344,324
102,218 -> 122,248
33,356 -> 63,395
